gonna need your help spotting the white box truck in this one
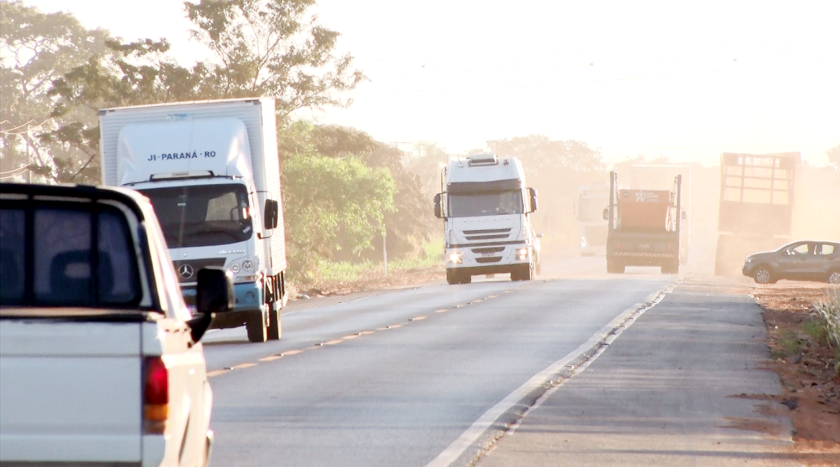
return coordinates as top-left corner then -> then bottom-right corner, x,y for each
100,98 -> 287,342
433,154 -> 541,284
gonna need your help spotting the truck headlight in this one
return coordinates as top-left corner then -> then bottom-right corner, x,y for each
517,248 -> 529,260
230,262 -> 240,273
448,252 -> 463,264
242,260 -> 254,272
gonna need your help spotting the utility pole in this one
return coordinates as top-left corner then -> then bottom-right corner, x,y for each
382,226 -> 388,278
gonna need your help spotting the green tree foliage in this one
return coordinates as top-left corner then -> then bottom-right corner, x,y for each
279,122 -> 434,261
39,0 -> 363,182
184,0 -> 365,119
485,135 -> 606,246
282,152 -> 395,281
0,0 -> 111,182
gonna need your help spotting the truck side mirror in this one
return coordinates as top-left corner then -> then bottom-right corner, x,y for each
528,188 -> 538,213
434,193 -> 443,219
603,208 -> 609,221
264,199 -> 279,229
190,267 -> 233,343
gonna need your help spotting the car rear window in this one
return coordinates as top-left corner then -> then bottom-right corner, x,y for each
0,204 -> 141,308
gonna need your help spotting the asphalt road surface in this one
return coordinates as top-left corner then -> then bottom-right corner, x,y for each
202,253 -> 686,467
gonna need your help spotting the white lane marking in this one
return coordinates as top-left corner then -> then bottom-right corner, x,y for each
423,285 -> 672,467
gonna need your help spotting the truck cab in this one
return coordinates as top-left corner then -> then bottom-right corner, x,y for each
434,154 -> 541,284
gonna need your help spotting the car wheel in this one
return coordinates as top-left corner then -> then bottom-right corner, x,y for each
828,270 -> 840,285
753,266 -> 773,284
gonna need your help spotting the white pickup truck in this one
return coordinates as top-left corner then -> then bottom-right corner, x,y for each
0,183 -> 232,467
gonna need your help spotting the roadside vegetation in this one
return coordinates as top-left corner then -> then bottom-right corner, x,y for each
813,293 -> 840,374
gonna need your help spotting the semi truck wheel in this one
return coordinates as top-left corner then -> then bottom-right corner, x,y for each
246,311 -> 267,343
661,260 -> 679,274
606,259 -> 624,274
459,273 -> 472,284
267,304 -> 282,340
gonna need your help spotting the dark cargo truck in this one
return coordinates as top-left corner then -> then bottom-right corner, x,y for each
604,171 -> 683,274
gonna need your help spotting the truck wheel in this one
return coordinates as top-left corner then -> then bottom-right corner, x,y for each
267,304 -> 282,340
753,266 -> 773,284
828,270 -> 840,284
607,260 -> 624,274
661,261 -> 679,274
460,273 -> 472,284
246,311 -> 267,343
523,264 -> 533,281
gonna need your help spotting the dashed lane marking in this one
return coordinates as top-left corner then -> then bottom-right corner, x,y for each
410,316 -> 426,321
325,339 -> 344,345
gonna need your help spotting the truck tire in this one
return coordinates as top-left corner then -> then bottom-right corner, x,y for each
661,261 -> 679,274
511,264 -> 532,281
460,273 -> 472,284
267,304 -> 282,340
246,311 -> 267,343
606,259 -> 624,274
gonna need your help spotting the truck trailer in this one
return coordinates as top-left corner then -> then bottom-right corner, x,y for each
714,152 -> 800,276
434,154 -> 541,284
604,171 -> 683,274
100,98 -> 287,342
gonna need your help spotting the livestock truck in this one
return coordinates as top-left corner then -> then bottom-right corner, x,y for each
714,152 -> 800,276
100,98 -> 287,342
574,183 -> 610,256
604,171 -> 683,274
433,154 -> 541,284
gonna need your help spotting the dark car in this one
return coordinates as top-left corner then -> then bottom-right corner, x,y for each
743,240 -> 840,284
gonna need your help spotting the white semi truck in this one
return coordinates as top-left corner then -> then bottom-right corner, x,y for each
574,183 -> 610,256
433,154 -> 541,284
100,98 -> 287,343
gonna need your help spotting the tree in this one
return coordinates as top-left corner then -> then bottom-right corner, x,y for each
828,144 -> 840,168
185,0 -> 365,120
282,153 -> 395,281
0,0 -> 111,182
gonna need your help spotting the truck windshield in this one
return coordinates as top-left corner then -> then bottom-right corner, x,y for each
449,191 -> 523,217
139,183 -> 253,248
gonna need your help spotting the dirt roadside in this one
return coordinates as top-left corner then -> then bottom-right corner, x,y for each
751,282 -> 840,465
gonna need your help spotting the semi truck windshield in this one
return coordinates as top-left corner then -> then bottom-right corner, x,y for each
449,191 -> 523,217
140,183 -> 253,248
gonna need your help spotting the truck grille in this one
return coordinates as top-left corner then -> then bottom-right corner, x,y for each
462,228 -> 511,241
476,257 -> 503,264
172,258 -> 227,283
471,247 -> 505,254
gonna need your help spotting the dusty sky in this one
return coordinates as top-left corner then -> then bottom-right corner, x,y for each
24,0 -> 840,165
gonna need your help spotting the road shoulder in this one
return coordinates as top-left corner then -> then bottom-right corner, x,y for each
475,275 -> 800,467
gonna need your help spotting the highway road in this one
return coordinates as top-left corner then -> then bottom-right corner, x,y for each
201,254 -> 683,466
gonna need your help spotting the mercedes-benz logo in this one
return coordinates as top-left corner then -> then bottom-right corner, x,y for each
178,264 -> 194,279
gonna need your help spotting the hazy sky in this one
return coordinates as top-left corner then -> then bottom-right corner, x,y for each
23,0 -> 840,165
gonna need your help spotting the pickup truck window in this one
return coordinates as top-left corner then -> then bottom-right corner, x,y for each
0,204 -> 141,308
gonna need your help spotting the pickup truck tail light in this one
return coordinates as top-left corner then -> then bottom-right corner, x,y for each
144,357 -> 169,434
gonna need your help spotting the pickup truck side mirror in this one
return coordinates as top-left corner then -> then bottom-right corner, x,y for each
264,199 -> 279,230
434,193 -> 443,219
189,267 -> 233,343
528,188 -> 538,213
603,207 -> 609,221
